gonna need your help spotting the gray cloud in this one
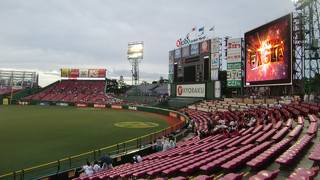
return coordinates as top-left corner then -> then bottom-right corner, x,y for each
0,0 -> 294,86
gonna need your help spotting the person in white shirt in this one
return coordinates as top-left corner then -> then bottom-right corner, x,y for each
169,139 -> 176,149
162,138 -> 170,151
82,161 -> 94,176
136,155 -> 143,163
93,161 -> 101,173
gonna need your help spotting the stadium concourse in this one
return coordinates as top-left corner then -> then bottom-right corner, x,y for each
23,80 -> 123,105
72,98 -> 320,180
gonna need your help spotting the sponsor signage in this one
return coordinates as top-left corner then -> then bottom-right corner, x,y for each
176,84 -> 205,97
214,81 -> 221,98
111,105 -> 122,109
61,68 -> 106,79
18,101 -> 29,105
182,46 -> 189,57
200,40 -> 210,53
76,103 -> 87,107
94,104 -> 106,108
128,106 -> 137,111
190,43 -> 199,55
176,26 -> 213,48
79,69 -> 89,77
211,38 -> 220,70
227,68 -> 242,87
56,102 -> 69,106
174,49 -> 181,59
226,38 -> 242,88
227,38 -> 242,63
70,69 -> 80,78
39,102 -> 49,106
176,34 -> 206,48
2,98 -> 8,105
211,68 -> 219,81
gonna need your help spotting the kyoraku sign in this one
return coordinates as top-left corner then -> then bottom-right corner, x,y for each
176,84 -> 205,97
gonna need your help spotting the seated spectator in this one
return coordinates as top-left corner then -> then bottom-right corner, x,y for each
162,138 -> 170,151
247,117 -> 256,127
133,154 -> 143,163
154,137 -> 163,152
81,161 -> 94,176
169,138 -> 176,149
99,155 -> 113,170
93,160 -> 101,173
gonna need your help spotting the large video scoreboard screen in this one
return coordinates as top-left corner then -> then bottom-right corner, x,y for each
245,14 -> 292,86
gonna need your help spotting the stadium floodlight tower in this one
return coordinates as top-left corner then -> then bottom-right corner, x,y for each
127,41 -> 144,86
293,0 -> 320,80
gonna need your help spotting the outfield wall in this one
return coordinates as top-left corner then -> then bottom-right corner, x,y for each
0,103 -> 188,180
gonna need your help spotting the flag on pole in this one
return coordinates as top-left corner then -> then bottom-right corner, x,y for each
198,26 -> 205,36
198,26 -> 204,32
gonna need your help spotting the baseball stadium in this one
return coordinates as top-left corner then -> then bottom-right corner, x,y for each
1,0 -> 320,180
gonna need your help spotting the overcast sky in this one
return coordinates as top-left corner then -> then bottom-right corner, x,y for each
0,0 -> 294,86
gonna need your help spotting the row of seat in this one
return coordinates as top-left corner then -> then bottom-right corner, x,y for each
276,134 -> 313,165
221,141 -> 272,170
220,167 -> 318,180
309,143 -> 320,162
247,138 -> 291,168
73,101 -> 319,180
24,80 -> 122,104
288,167 -> 319,180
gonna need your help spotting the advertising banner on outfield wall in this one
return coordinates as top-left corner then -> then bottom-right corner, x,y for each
94,104 -> 106,108
176,84 -> 205,97
76,103 -> 87,107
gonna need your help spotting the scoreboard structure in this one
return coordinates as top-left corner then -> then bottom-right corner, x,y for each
0,70 -> 38,89
171,39 -> 211,83
169,38 -> 222,99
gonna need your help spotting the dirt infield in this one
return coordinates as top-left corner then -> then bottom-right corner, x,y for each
136,110 -> 181,127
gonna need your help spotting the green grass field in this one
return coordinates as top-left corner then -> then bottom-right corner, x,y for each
0,105 -> 168,175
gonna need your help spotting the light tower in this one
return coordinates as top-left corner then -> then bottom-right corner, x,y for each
293,0 -> 320,80
127,42 -> 144,86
